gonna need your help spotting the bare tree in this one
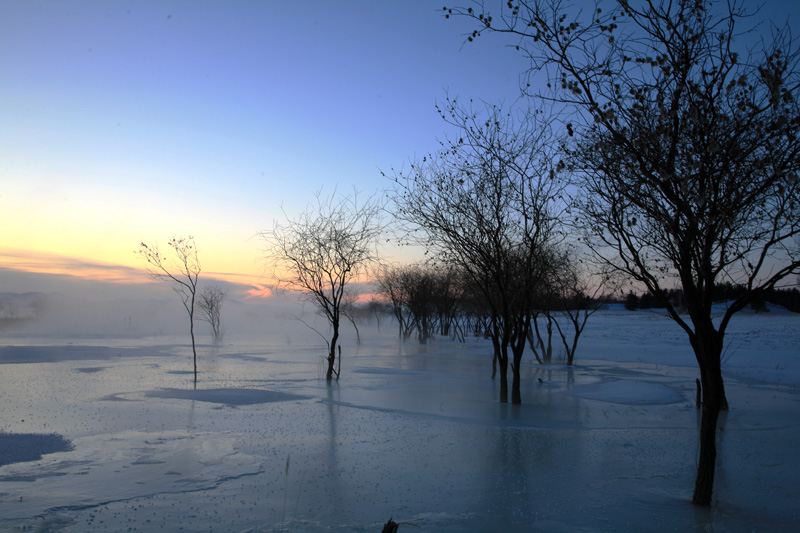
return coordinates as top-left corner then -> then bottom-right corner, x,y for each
366,298 -> 388,331
263,191 -> 383,381
340,290 -> 362,344
550,273 -> 606,366
137,236 -> 201,384
197,285 -> 226,343
445,0 -> 800,504
388,99 -> 564,404
374,264 -> 417,340
531,248 -> 607,366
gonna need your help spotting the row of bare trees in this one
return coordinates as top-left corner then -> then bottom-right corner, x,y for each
375,262 -> 465,344
374,258 -> 604,366
262,98 -> 606,405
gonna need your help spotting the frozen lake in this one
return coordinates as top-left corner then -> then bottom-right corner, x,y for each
1,308 -> 798,531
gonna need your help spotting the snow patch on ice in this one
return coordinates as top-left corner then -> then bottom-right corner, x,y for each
145,388 -> 310,406
0,433 -> 73,467
0,430 -> 262,519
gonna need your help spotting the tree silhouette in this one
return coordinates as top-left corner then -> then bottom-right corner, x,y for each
137,236 -> 201,384
445,0 -> 800,504
197,285 -> 226,343
263,190 -> 382,380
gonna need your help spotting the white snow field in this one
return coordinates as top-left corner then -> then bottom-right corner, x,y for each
0,305 -> 798,532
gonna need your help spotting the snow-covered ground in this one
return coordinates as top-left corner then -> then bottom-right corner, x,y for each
0,306 -> 798,532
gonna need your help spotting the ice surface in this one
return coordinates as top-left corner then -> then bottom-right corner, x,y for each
558,379 -> 683,405
0,308 -> 798,531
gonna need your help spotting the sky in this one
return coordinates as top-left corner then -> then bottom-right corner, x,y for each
0,0 -> 530,299
2,0 -> 798,300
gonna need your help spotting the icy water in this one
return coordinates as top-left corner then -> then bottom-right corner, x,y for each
1,314 -> 799,532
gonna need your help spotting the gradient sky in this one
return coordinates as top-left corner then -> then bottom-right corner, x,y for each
2,1 -> 797,299
0,0 -> 531,297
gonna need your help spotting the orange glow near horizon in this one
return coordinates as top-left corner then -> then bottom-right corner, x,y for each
0,231 -> 439,305
0,248 -> 281,299
0,248 -> 398,304
0,248 -> 407,305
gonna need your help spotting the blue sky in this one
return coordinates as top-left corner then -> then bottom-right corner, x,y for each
1,0 -> 797,298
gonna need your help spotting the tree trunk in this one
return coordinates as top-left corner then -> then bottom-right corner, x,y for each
695,378 -> 701,409
690,322 -> 725,505
693,364 -> 723,504
326,322 -> 339,381
511,361 -> 521,404
699,360 -> 729,410
526,327 -> 543,364
497,351 -> 508,403
511,332 -> 526,404
544,316 -> 553,363
190,317 -> 197,387
349,316 -> 361,344
491,338 -> 499,380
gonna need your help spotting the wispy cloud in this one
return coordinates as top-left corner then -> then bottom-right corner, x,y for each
0,249 -> 152,285
0,249 -> 279,300
195,270 -> 276,300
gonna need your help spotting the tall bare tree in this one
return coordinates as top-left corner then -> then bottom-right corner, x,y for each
388,99 -> 564,404
137,236 -> 201,383
263,191 -> 383,380
197,285 -> 226,343
445,0 -> 800,504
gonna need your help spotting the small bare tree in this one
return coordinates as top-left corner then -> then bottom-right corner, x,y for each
366,298 -> 387,331
340,290 -> 362,345
263,191 -> 383,381
137,236 -> 201,383
197,285 -> 226,343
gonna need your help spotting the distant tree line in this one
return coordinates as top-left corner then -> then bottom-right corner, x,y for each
623,284 -> 800,313
0,292 -> 45,330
